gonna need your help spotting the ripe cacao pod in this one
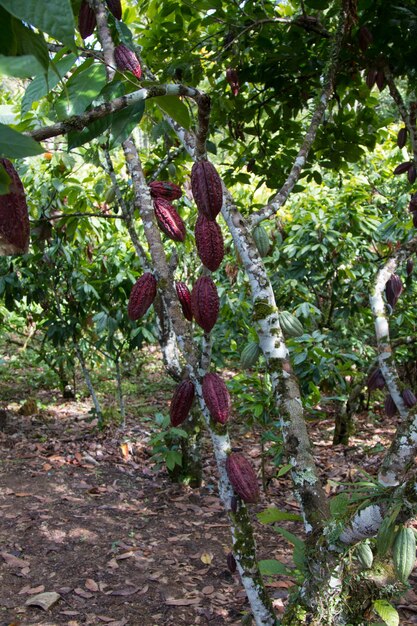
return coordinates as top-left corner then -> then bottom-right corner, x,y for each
409,193 -> 417,212
127,273 -> 157,320
175,282 -> 193,322
412,211 -> 417,229
366,68 -> 377,89
78,0 -> 96,39
355,541 -> 374,569
393,161 -> 413,175
169,380 -> 195,426
397,127 -> 408,149
226,452 -> 259,503
385,274 -> 403,308
384,394 -> 398,418
402,388 -> 417,408
191,276 -> 219,333
240,341 -> 261,369
114,43 -> 142,79
153,197 -> 185,242
230,495 -> 238,513
407,258 -> 414,276
106,0 -> 122,20
376,69 -> 385,91
279,311 -> 304,338
253,225 -> 270,257
191,161 -> 223,221
194,213 -> 224,271
367,368 -> 385,391
149,180 -> 182,201
226,68 -> 240,96
408,165 -> 417,184
393,526 -> 416,583
0,158 -> 29,256
358,26 -> 373,52
202,372 -> 231,424
227,551 -> 237,573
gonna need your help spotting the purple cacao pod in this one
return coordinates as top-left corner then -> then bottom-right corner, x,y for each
412,211 -> 417,229
376,69 -> 385,91
409,194 -> 417,212
0,158 -> 29,256
191,161 -> 223,221
367,368 -> 385,391
226,452 -> 259,503
397,127 -> 408,149
169,380 -> 195,426
402,388 -> 417,408
195,213 -> 224,272
149,180 -> 182,201
78,0 -> 96,39
127,273 -> 157,320
227,552 -> 237,573
191,276 -> 219,333
153,197 -> 186,242
384,394 -> 398,418
406,258 -> 414,276
175,282 -> 193,322
230,495 -> 238,513
114,43 -> 142,79
226,68 -> 240,96
358,26 -> 373,52
385,274 -> 403,308
408,165 -> 417,184
202,372 -> 231,425
366,68 -> 377,89
393,161 -> 413,175
106,0 -> 122,20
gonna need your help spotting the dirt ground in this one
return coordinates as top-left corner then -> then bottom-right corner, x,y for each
0,358 -> 416,625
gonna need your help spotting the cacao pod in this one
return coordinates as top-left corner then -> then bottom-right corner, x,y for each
230,495 -> 238,513
358,26 -> 373,52
226,452 -> 259,503
191,276 -> 219,333
406,258 -> 414,276
127,273 -> 157,320
226,68 -> 240,96
402,388 -> 417,408
169,380 -> 195,426
191,161 -> 223,221
397,127 -> 408,149
393,526 -> 416,583
153,197 -> 185,242
279,311 -> 304,338
114,43 -> 142,79
408,165 -> 417,184
149,180 -> 182,201
385,274 -> 403,308
175,282 -> 193,321
202,372 -> 231,424
366,68 -> 377,89
393,161 -> 413,175
367,368 -> 385,391
355,541 -> 373,569
409,193 -> 417,212
384,394 -> 398,418
0,158 -> 29,256
240,341 -> 261,369
412,211 -> 417,229
106,0 -> 122,20
376,69 -> 385,91
194,213 -> 224,271
227,551 -> 237,573
253,225 -> 270,257
78,0 -> 96,39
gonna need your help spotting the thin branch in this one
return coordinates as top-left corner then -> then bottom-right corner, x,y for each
32,212 -> 123,221
150,145 -> 185,180
384,64 -> 417,162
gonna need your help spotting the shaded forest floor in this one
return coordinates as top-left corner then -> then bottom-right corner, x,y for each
0,346 -> 417,625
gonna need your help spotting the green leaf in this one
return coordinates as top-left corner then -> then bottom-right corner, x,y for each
0,0 -> 75,47
0,54 -> 44,78
277,463 -> 293,477
12,19 -> 49,70
152,95 -> 191,130
22,53 -> 77,114
259,559 -> 290,576
0,163 -> 11,194
330,492 -> 350,517
257,507 -> 302,524
272,526 -> 305,551
55,64 -> 108,120
373,600 -> 399,626
0,123 -> 43,158
165,449 -> 182,471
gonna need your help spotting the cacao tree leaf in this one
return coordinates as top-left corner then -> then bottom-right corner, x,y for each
272,525 -> 305,551
257,507 -> 302,524
0,123 -> 43,158
0,6 -> 15,55
152,96 -> 191,130
109,100 -> 146,148
258,559 -> 291,576
0,0 -> 75,48
0,54 -> 44,78
12,19 -> 49,70
22,53 -> 77,114
373,600 -> 399,626
0,163 -> 10,194
55,64 -> 108,120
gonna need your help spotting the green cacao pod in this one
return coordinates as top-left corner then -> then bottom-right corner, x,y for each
252,225 -> 270,257
240,341 -> 261,369
279,311 -> 304,338
127,273 -> 157,320
0,158 -> 30,256
355,541 -> 373,569
393,526 -> 416,583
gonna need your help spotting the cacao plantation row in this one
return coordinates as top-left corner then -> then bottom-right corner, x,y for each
1,0 -> 417,624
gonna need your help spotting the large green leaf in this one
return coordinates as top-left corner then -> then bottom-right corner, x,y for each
0,0 -> 75,47
13,19 -> 49,70
0,123 -> 43,158
373,600 -> 399,626
259,559 -> 291,576
257,507 -> 303,524
152,95 -> 191,130
22,53 -> 77,114
0,7 -> 14,55
55,64 -> 108,120
0,54 -> 44,78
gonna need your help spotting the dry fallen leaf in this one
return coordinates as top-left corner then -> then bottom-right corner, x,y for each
165,597 -> 201,606
202,585 -> 214,595
1,552 -> 30,568
85,578 -> 99,592
110,586 -> 141,596
200,552 -> 213,565
74,587 -> 93,599
25,591 -> 61,610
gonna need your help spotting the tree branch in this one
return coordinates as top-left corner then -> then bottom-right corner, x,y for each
384,64 -> 417,163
